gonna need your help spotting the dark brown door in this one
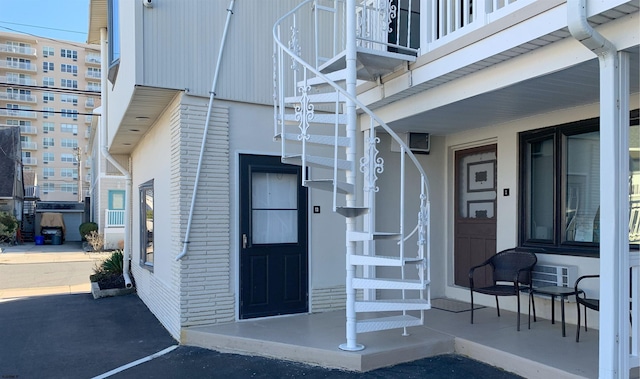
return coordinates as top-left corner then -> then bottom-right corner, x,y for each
454,145 -> 498,288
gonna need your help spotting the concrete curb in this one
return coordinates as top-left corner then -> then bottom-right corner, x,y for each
91,282 -> 136,299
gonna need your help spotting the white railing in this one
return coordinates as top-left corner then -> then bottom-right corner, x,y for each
0,44 -> 37,56
0,60 -> 37,71
19,125 -> 37,134
105,210 -> 125,228
312,0 -> 531,66
85,99 -> 95,108
0,92 -> 37,103
0,76 -> 37,86
21,141 -> 37,150
24,185 -> 39,198
631,251 -> 639,369
0,109 -> 37,119
22,157 -> 37,165
85,55 -> 101,65
85,70 -> 101,79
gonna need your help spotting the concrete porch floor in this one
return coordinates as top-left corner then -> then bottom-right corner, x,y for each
180,299 -> 613,378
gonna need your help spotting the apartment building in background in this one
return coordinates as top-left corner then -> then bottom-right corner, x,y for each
0,30 -> 101,202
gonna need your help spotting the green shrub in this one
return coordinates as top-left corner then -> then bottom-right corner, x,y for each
79,222 -> 98,241
101,249 -> 124,275
0,212 -> 18,243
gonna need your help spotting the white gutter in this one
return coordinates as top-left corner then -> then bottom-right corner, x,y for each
100,27 -> 133,288
568,1 -> 630,377
176,0 -> 236,261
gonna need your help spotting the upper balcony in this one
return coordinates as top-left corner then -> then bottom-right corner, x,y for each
85,98 -> 96,108
22,157 -> 37,165
21,141 -> 37,150
0,109 -> 37,119
0,92 -> 37,103
0,60 -> 37,72
0,76 -> 37,86
85,70 -> 101,79
86,84 -> 101,92
85,54 -> 101,66
0,44 -> 37,57
19,125 -> 37,134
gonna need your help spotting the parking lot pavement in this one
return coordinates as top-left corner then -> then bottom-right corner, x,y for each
0,292 -> 522,379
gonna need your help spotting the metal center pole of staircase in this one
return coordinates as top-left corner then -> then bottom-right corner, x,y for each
339,0 -> 364,352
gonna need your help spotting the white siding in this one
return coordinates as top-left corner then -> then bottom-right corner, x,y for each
137,0 -> 305,105
131,95 -> 181,339
174,95 -> 235,328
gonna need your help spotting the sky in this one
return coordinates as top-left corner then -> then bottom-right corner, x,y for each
0,0 -> 90,44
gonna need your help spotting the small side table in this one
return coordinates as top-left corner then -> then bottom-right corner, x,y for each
531,286 -> 583,337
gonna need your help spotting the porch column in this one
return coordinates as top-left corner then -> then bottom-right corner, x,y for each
598,50 -> 630,378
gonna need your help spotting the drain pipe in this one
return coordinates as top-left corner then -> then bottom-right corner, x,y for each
568,0 -> 629,377
176,0 -> 235,261
100,27 -> 133,288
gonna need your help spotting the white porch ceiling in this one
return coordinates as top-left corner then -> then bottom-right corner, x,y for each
386,47 -> 639,135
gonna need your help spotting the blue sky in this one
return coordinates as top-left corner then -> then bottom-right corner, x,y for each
0,0 -> 89,43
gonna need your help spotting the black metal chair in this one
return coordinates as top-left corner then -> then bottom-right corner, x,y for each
469,249 -> 538,331
574,274 -> 599,342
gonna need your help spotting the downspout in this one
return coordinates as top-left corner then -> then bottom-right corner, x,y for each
568,0 -> 629,377
100,27 -> 133,288
176,0 -> 235,260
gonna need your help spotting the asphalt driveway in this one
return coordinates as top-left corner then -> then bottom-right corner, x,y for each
0,293 -> 522,378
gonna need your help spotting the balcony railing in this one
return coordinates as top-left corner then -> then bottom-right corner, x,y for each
85,85 -> 101,92
0,76 -> 37,86
85,99 -> 95,108
22,157 -> 37,165
105,210 -> 125,228
0,92 -> 37,103
0,109 -> 37,119
21,141 -> 37,150
0,44 -> 37,56
85,115 -> 93,124
24,185 -> 39,198
0,60 -> 37,72
85,55 -> 101,65
314,0 -> 535,67
85,71 -> 101,79
19,125 -> 37,134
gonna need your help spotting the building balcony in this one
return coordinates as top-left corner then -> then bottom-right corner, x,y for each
0,92 -> 37,103
22,157 -> 37,165
0,60 -> 37,72
0,109 -> 37,119
85,129 -> 91,139
24,185 -> 39,198
85,115 -> 93,124
0,76 -> 37,86
85,55 -> 101,65
85,85 -> 101,92
85,99 -> 95,108
0,44 -> 37,57
21,141 -> 37,150
85,71 -> 101,79
20,125 -> 37,134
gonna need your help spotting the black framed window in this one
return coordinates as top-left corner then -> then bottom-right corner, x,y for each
139,180 -> 154,270
520,110 -> 640,256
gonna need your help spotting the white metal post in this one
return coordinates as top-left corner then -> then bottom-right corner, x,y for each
598,50 -> 630,379
339,0 -> 364,352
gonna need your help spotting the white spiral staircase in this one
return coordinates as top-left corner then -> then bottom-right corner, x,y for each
273,0 -> 431,351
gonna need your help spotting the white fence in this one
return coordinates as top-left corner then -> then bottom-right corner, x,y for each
105,210 -> 125,228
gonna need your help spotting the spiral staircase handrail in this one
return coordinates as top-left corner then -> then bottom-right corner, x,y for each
273,0 -> 431,200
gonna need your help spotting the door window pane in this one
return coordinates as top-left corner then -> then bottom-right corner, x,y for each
251,172 -> 297,244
